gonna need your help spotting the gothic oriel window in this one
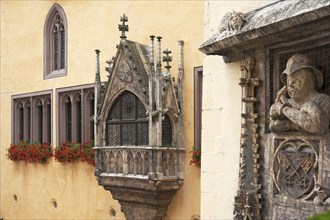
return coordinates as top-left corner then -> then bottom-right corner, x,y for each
44,3 -> 67,79
12,92 -> 52,144
58,85 -> 94,144
106,91 -> 149,146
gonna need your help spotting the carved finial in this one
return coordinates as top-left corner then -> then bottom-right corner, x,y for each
163,48 -> 172,72
178,40 -> 184,72
118,14 -> 128,39
95,49 -> 101,84
150,35 -> 155,65
157,36 -> 162,67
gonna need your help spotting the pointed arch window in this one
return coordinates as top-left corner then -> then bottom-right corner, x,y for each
162,115 -> 172,146
106,91 -> 149,146
44,3 -> 67,79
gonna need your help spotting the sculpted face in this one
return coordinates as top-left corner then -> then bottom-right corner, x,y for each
286,69 -> 314,101
230,12 -> 245,31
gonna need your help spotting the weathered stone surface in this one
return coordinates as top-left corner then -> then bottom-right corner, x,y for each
199,0 -> 330,61
200,0 -> 330,219
268,133 -> 330,219
98,176 -> 181,220
270,53 -> 330,134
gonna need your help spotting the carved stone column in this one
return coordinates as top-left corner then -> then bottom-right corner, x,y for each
234,57 -> 262,220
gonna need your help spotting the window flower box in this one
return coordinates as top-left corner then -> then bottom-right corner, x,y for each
6,141 -> 53,164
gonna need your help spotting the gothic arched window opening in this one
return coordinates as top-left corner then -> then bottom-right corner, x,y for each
162,114 -> 172,146
106,91 -> 149,146
44,3 -> 67,79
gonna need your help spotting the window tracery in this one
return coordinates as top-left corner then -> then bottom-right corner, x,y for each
44,4 -> 67,79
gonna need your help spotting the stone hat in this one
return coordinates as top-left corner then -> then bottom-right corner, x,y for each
281,53 -> 324,89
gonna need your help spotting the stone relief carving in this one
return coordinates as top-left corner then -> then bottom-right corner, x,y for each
270,53 -> 330,134
117,61 -> 133,83
219,10 -> 246,38
273,138 -> 318,200
269,53 -> 330,217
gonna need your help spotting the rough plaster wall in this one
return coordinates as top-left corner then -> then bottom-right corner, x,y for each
201,1 -> 275,219
0,1 -> 204,219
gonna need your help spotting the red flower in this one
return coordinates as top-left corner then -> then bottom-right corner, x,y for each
189,146 -> 201,168
6,141 -> 52,164
54,141 -> 95,166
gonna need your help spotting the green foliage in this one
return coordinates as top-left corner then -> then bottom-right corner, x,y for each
308,211 -> 330,220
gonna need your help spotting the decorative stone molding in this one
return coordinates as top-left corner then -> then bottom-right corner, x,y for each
200,0 -> 330,62
234,57 -> 262,220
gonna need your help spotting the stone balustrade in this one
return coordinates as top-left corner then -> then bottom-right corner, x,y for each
94,146 -> 184,180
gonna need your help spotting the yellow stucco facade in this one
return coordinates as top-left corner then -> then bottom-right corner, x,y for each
0,1 -> 204,219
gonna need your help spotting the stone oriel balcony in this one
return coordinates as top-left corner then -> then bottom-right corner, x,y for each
94,146 -> 184,220
94,146 -> 184,180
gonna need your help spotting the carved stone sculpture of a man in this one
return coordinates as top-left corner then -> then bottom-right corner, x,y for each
269,53 -> 330,134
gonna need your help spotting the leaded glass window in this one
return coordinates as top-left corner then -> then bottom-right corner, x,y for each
106,91 -> 148,146
162,115 -> 172,146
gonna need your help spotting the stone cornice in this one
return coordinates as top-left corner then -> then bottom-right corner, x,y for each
199,0 -> 330,62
